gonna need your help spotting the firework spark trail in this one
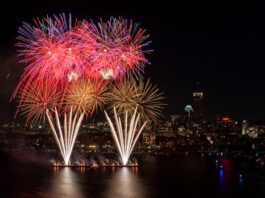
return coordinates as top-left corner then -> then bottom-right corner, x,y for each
105,107 -> 147,165
46,108 -> 84,165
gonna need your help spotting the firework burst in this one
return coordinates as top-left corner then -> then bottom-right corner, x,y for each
65,78 -> 108,116
108,78 -> 165,122
79,17 -> 151,80
17,83 -> 60,123
13,14 -> 86,101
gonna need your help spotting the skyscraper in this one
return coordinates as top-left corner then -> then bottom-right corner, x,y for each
192,82 -> 204,122
242,120 -> 248,135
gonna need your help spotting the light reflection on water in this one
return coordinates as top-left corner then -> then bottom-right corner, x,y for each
49,168 -> 85,198
219,169 -> 224,183
48,166 -> 148,198
105,167 -> 148,198
2,156 -> 265,197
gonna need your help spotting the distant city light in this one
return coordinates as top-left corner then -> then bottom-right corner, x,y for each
222,117 -> 230,122
192,92 -> 203,98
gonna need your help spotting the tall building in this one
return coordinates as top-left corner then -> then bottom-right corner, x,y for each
242,120 -> 248,135
192,82 -> 204,122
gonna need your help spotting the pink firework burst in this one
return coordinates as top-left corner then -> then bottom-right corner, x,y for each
13,14 -> 89,100
79,17 -> 151,80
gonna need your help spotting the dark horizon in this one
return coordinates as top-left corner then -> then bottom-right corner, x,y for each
0,1 -> 265,123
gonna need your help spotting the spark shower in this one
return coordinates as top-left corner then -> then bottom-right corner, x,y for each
105,108 -> 147,165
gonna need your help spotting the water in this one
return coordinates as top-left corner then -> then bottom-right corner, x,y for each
1,154 -> 265,197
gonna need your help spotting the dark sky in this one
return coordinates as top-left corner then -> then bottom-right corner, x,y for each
0,0 -> 265,123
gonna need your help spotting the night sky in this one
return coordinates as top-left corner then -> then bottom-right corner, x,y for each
0,1 -> 265,123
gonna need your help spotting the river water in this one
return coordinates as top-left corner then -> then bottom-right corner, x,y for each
1,154 -> 265,197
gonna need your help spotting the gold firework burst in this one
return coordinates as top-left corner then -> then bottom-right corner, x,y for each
17,84 -> 60,123
108,78 -> 166,122
65,78 -> 108,116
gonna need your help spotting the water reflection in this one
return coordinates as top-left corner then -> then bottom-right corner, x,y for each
219,169 -> 224,184
238,175 -> 243,186
105,167 -> 148,198
49,168 -> 85,198
4,156 -> 264,197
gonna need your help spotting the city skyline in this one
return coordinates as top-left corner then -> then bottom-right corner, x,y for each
0,1 -> 265,122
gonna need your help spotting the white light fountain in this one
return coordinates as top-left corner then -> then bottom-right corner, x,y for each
105,107 -> 147,166
46,108 -> 84,165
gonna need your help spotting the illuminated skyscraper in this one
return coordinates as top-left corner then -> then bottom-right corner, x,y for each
192,82 -> 204,122
242,120 -> 248,135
